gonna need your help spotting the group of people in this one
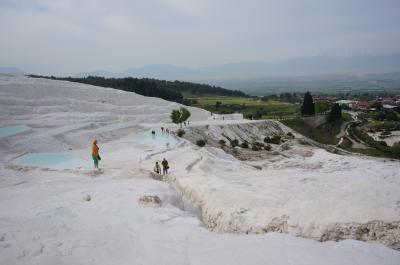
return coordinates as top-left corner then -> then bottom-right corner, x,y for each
153,158 -> 169,175
161,127 -> 170,135
91,139 -> 171,175
210,112 -> 224,120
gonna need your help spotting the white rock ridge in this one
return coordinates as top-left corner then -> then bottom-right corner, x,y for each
0,76 -> 399,264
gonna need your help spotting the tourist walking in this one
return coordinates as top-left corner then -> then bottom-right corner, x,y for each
153,161 -> 161,174
92,140 -> 101,169
161,158 -> 169,175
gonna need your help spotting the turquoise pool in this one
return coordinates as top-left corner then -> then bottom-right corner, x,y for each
14,153 -> 87,169
134,129 -> 179,148
0,125 -> 30,138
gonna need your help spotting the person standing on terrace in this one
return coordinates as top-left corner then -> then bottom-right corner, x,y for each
92,140 -> 101,169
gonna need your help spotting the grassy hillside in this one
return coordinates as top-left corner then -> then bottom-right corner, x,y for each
282,114 -> 351,145
282,119 -> 338,145
185,95 -> 300,118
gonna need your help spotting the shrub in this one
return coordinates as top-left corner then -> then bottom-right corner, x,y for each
378,141 -> 387,147
264,137 -> 271,143
240,142 -> 249,148
196,139 -> 206,147
253,141 -> 265,147
245,114 -> 253,119
270,135 -> 281,144
385,111 -> 399,121
177,129 -> 185,137
230,139 -> 239,148
392,142 -> 400,157
219,139 -> 226,146
251,145 -> 259,151
246,111 -> 262,120
286,132 -> 295,138
264,144 -> 272,151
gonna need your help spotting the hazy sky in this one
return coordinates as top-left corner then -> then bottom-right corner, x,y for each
1,0 -> 400,75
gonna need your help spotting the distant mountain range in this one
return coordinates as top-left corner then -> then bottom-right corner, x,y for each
204,72 -> 400,95
0,67 -> 24,76
3,54 -> 400,96
76,54 -> 400,80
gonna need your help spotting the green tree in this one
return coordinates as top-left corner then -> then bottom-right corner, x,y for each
385,111 -> 399,121
301,92 -> 315,116
327,103 -> 342,122
370,102 -> 383,111
392,141 -> 400,158
170,107 -> 191,128
181,107 -> 191,122
315,101 -> 330,114
170,110 -> 181,124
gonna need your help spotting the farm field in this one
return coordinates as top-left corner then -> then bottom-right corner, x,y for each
185,95 -> 300,119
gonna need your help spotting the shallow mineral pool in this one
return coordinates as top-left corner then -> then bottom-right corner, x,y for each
0,125 -> 30,138
14,153 -> 87,169
134,129 -> 179,148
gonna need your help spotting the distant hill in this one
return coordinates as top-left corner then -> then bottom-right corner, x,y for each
0,67 -> 24,76
76,54 -> 400,80
29,75 -> 248,103
204,72 -> 400,96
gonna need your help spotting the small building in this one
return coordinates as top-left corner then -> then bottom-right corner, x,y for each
357,101 -> 373,111
383,104 -> 398,111
336,100 -> 357,109
378,97 -> 396,105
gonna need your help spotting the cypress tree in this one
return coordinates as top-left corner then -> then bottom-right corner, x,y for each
328,103 -> 342,122
301,92 -> 315,116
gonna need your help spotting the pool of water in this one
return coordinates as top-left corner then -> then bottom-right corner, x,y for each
134,129 -> 179,148
0,125 -> 30,138
14,153 -> 87,169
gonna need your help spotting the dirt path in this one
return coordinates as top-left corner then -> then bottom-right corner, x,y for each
339,112 -> 369,149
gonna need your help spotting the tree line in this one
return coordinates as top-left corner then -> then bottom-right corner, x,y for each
29,75 -> 247,103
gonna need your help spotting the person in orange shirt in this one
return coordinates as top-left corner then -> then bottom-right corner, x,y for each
92,140 -> 101,169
